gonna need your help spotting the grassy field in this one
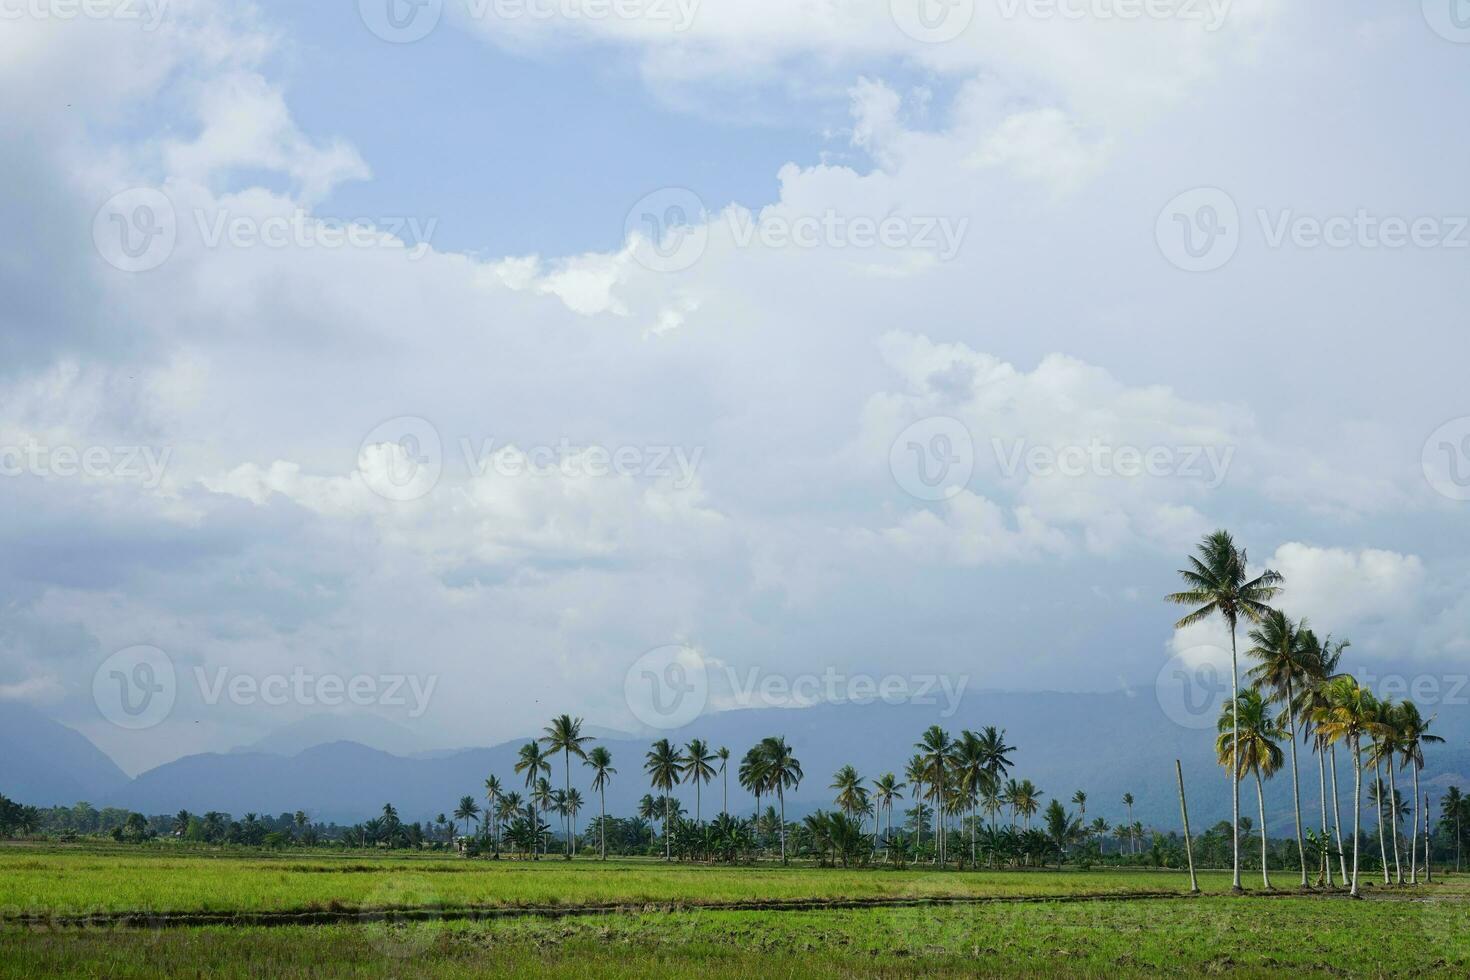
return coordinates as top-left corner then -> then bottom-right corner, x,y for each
3,844 -> 1466,977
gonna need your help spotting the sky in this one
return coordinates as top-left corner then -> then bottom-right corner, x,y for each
1,0 -> 1468,775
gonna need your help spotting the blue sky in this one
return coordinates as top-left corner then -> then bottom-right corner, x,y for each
1,0 -> 1469,774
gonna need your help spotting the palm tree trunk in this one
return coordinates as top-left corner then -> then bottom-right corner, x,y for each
664,795 -> 670,861
1330,744 -> 1348,883
600,787 -> 607,860
1316,744 -> 1333,887
1285,679 -> 1307,887
778,787 -> 787,865
1387,760 -> 1402,884
1228,624 -> 1242,891
1176,760 -> 1199,894
1373,753 -> 1389,884
1409,764 -> 1420,884
722,767 -> 728,817
1350,738 -> 1362,898
1255,767 -> 1270,889
564,750 -> 572,859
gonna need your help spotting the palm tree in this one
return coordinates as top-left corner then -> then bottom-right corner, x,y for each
873,773 -> 904,857
496,792 -> 522,851
172,810 -> 191,837
514,741 -> 552,857
684,739 -> 717,824
761,736 -> 803,864
916,726 -> 954,866
584,746 -> 616,860
645,739 -> 686,860
1071,791 -> 1087,823
1312,676 -> 1379,897
1365,698 -> 1401,884
1394,701 -> 1442,884
531,778 -> 555,857
739,745 -> 769,820
294,810 -> 308,839
716,746 -> 730,816
542,715 -> 593,859
484,775 -> 503,854
1442,787 -> 1465,873
1300,629 -> 1351,884
1121,793 -> 1136,855
1167,529 -> 1284,891
1043,799 -> 1082,867
955,731 -> 991,867
1217,689 -> 1284,889
563,788 -> 584,854
904,754 -> 926,856
1247,609 -> 1311,887
454,795 -> 480,838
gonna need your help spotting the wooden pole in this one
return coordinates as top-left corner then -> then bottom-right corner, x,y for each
1177,760 -> 1199,894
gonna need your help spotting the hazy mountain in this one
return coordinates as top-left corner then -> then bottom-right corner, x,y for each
100,690 -> 1470,832
235,713 -> 432,758
0,701 -> 130,806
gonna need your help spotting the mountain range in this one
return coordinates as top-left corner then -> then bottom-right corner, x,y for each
4,691 -> 1467,834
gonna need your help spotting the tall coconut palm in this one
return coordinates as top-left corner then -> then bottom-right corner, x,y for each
1365,698 -> 1401,884
542,715 -> 593,859
739,745 -> 770,819
1247,609 -> 1312,887
514,741 -> 551,858
1167,529 -> 1284,891
904,754 -> 927,856
716,746 -> 730,816
1394,700 -> 1442,884
531,778 -> 555,857
955,731 -> 990,867
916,726 -> 954,866
1442,787 -> 1466,873
496,792 -> 522,851
760,736 -> 803,864
454,795 -> 480,838
484,775 -> 503,855
684,739 -> 717,824
584,746 -> 616,860
1071,791 -> 1087,823
562,788 -> 584,854
644,739 -> 686,861
1122,793 -> 1136,854
1300,629 -> 1351,884
873,773 -> 904,856
1312,676 -> 1379,897
1217,689 -> 1284,889
977,726 -> 1016,831
831,765 -> 866,818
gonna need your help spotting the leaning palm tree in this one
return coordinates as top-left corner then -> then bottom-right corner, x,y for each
1312,676 -> 1379,897
1167,529 -> 1284,891
716,746 -> 731,816
645,739 -> 686,861
1217,689 -> 1284,889
583,746 -> 616,860
684,739 -> 717,824
454,795 -> 480,838
542,715 -> 593,859
761,736 -> 803,864
1394,700 -> 1442,884
1247,609 -> 1312,887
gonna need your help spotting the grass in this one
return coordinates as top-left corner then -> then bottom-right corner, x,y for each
3,844 -> 1466,977
0,843 -> 1243,917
